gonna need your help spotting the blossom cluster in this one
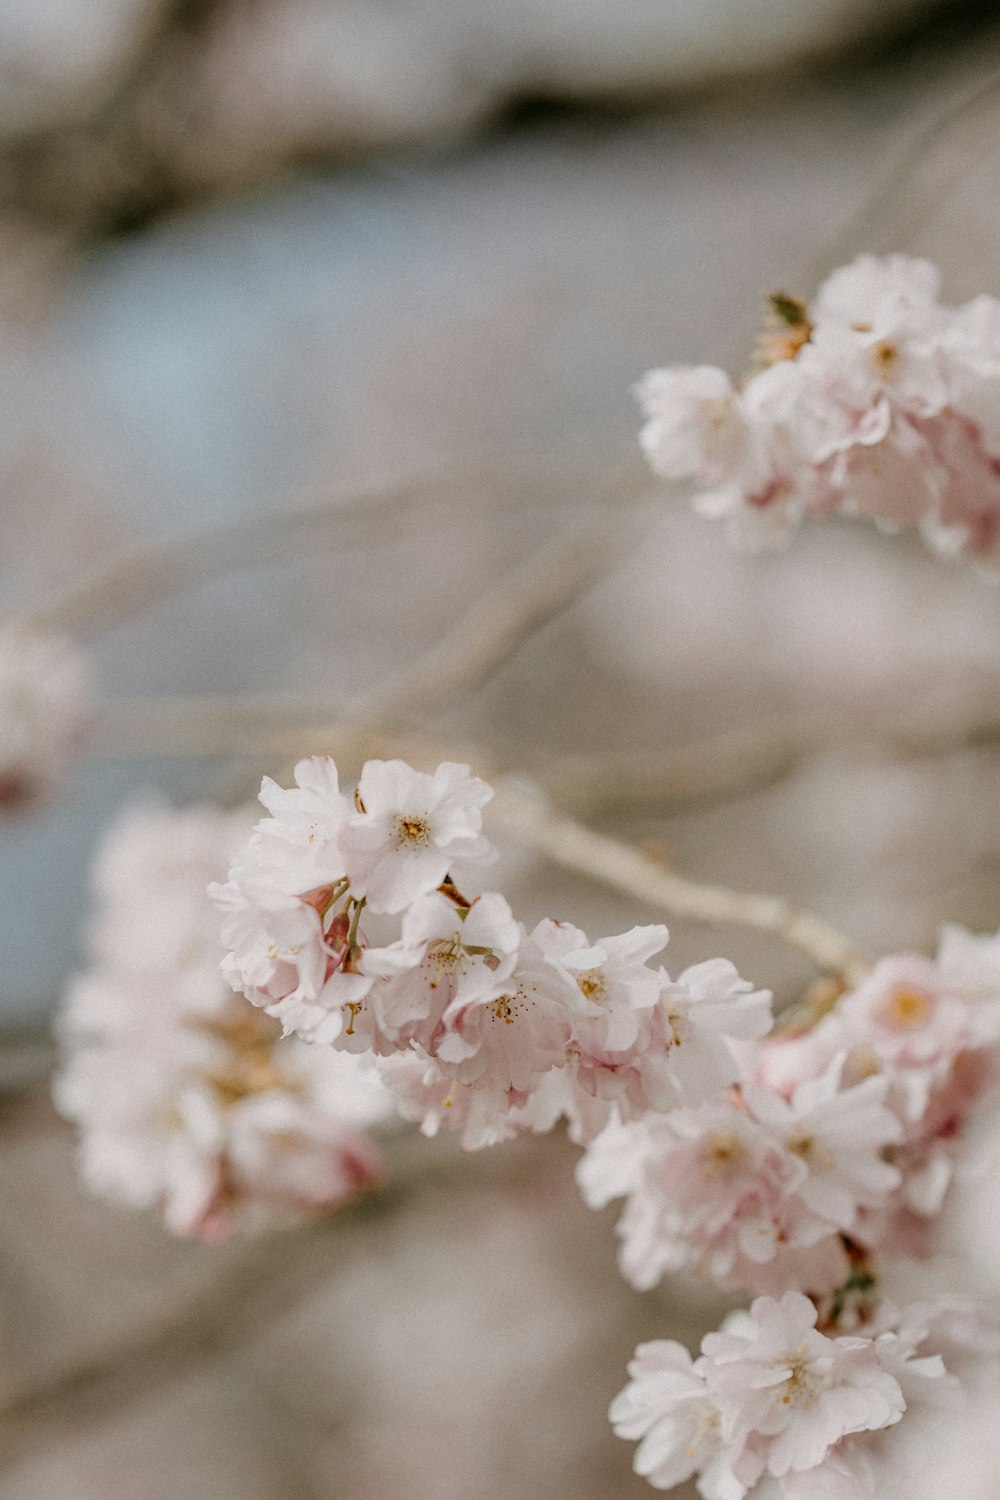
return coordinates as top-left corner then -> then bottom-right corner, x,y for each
637,253 -> 1000,562
579,1061 -> 901,1297
594,922 -> 1000,1494
611,1290 -> 965,1500
212,756 -> 774,1148
56,801 -> 394,1242
756,925 -> 1000,1255
0,623 -> 92,811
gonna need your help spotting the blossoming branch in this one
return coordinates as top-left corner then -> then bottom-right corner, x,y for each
638,253 -> 1000,561
203,752 -> 1000,1496
211,756 -> 773,1149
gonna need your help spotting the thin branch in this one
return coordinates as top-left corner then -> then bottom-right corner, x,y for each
346,506 -> 644,725
493,782 -> 870,987
198,500 -> 655,809
19,449 -> 648,640
94,681 -> 1000,818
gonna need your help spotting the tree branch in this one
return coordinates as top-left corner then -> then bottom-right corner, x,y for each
493,782 -> 870,986
95,681 -> 1000,819
19,449 -> 647,640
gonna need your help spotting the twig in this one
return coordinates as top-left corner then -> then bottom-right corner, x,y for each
95,680 -> 1000,818
346,506 -> 645,725
198,499 -> 655,810
19,449 -> 648,640
493,782 -> 870,986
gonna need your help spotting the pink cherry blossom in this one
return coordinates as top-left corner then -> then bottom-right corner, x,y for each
577,1097 -> 831,1294
56,801 -> 393,1241
637,253 -> 1000,562
701,1292 -> 904,1479
340,758 -> 495,913
434,927 -> 577,1096
355,889 -> 522,1054
0,623 -> 92,811
743,1061 -> 902,1233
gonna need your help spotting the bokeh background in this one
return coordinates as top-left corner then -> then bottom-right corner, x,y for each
5,1 -> 1000,1495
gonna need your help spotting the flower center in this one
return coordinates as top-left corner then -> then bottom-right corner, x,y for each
426,940 -> 466,990
577,969 -> 608,1004
663,1004 -> 687,1047
492,995 -> 517,1024
884,985 -> 933,1030
395,813 -> 431,848
873,339 -> 899,374
778,1351 -> 829,1409
703,1130 -> 744,1173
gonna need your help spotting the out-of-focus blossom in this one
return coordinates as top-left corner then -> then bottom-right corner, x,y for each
0,623 -> 92,811
638,254 -> 1000,563
56,801 -> 394,1241
755,925 -> 1000,1253
578,1063 -> 900,1296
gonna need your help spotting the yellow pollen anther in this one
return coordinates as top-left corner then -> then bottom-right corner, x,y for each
873,339 -> 898,374
885,985 -> 933,1030
577,970 -> 608,1004
395,813 -> 431,848
492,996 -> 515,1024
344,1001 -> 363,1036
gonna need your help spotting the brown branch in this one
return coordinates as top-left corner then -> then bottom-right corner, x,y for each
95,681 -> 1000,820
20,449 -> 647,640
493,782 -> 870,986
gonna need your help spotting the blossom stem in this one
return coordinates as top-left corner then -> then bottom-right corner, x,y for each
347,897 -> 366,953
493,783 -> 870,987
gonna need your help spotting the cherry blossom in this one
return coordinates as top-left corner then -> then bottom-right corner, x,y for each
609,1340 -> 747,1499
701,1292 -> 904,1480
340,758 -> 495,913
56,801 -> 394,1241
0,623 -> 92,811
755,926 -> 1000,1252
578,1060 -> 902,1296
637,253 -> 1000,562
660,958 -> 773,1103
742,1060 -> 902,1232
355,889 -> 522,1054
609,1292 -> 965,1500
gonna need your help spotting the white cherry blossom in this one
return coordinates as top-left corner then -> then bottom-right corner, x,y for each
609,1340 -> 746,1500
57,801 -> 393,1241
340,758 -> 495,913
0,623 -> 92,811
701,1292 -> 904,1480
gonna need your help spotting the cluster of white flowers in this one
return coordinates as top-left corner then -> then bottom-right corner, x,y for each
756,926 -> 1000,1254
610,1291 -> 966,1500
55,755 -> 1000,1491
0,623 -> 92,811
637,253 -> 1000,562
212,756 -> 773,1149
55,801 -> 394,1242
593,921 -> 1000,1494
579,1062 -> 902,1296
